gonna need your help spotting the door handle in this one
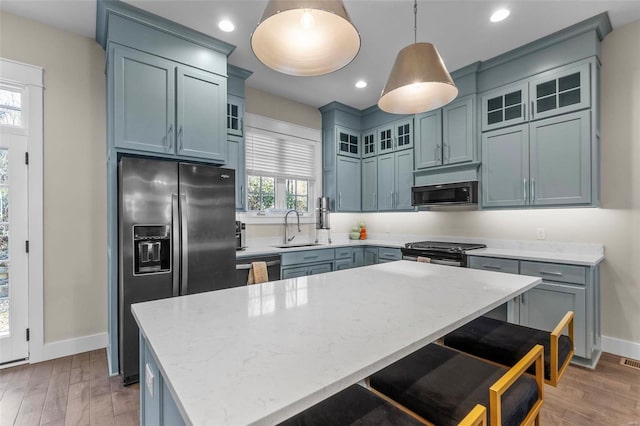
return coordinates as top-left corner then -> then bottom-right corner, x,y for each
531,179 -> 536,203
531,101 -> 535,119
180,194 -> 189,295
171,194 -> 180,297
167,124 -> 174,151
177,126 -> 184,151
523,178 -> 528,202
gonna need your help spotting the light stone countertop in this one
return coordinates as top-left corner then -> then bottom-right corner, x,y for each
132,261 -> 541,425
465,247 -> 604,266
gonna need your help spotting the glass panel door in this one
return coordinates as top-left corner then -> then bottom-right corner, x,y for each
481,81 -> 529,132
529,62 -> 590,121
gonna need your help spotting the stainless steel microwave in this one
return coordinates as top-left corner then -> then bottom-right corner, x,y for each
411,181 -> 478,206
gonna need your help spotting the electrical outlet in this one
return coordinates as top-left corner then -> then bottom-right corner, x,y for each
145,363 -> 155,398
536,228 -> 546,240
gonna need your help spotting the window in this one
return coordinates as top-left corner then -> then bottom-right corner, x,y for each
245,119 -> 318,214
0,86 -> 23,127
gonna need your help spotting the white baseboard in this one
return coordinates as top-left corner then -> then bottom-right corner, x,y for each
41,332 -> 108,362
602,335 -> 640,359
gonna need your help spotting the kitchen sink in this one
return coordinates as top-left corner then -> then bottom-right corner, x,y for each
273,243 -> 323,249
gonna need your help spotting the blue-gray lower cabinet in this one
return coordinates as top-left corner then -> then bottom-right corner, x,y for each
467,256 -> 600,367
336,156 -> 361,212
364,247 -> 378,266
225,135 -> 245,210
281,266 -> 310,279
281,249 -> 334,278
334,258 -> 352,271
140,335 -> 186,426
352,247 -> 364,267
377,247 -> 402,263
176,66 -> 227,162
112,45 -> 175,154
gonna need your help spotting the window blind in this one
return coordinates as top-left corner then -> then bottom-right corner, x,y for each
246,127 -> 315,181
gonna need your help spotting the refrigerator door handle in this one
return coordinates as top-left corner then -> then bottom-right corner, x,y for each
180,194 -> 189,295
171,194 -> 180,297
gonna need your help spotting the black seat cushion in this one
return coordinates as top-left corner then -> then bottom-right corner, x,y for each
443,316 -> 573,380
369,344 -> 539,426
278,384 -> 424,426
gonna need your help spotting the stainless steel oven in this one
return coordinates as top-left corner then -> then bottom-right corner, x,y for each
401,241 -> 486,268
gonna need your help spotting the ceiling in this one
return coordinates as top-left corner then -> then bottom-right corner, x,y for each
2,1 -> 640,110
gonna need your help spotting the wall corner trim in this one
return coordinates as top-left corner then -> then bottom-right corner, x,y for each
601,335 -> 640,360
39,332 -> 108,362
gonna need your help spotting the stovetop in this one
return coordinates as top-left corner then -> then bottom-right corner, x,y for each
403,241 -> 487,254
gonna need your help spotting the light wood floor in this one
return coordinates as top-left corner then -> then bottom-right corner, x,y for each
1,350 -> 638,425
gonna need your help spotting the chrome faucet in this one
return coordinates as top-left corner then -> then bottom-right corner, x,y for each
284,209 -> 301,244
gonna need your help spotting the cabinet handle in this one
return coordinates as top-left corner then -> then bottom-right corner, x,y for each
523,102 -> 526,119
521,292 -> 527,305
240,185 -> 244,206
240,118 -> 243,134
177,126 -> 184,151
339,192 -> 342,209
531,101 -> 535,119
352,252 -> 356,263
436,144 -> 441,162
540,271 -> 563,277
523,178 -> 527,202
531,179 -> 536,202
167,124 -> 174,151
482,264 -> 502,270
390,192 -> 394,209
373,192 -> 377,207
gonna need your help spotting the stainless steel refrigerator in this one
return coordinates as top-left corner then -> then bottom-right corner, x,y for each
118,156 -> 236,384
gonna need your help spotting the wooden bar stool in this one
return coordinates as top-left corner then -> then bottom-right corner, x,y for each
278,384 -> 487,426
368,344 -> 544,426
443,312 -> 574,386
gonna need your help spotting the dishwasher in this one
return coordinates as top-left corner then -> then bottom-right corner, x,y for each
235,254 -> 281,286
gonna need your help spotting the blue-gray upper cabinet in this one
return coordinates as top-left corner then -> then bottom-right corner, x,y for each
395,118 -> 413,151
481,124 -> 530,208
227,94 -> 244,136
377,153 -> 395,211
377,150 -> 414,211
377,125 -> 394,155
336,156 -> 361,211
361,157 -> 378,212
414,95 -> 475,170
529,110 -> 591,206
226,135 -> 245,210
112,45 -> 175,154
443,96 -> 474,164
481,81 -> 529,132
336,126 -> 361,158
528,62 -> 590,121
176,66 -> 227,162
362,128 -> 377,158
414,109 -> 442,169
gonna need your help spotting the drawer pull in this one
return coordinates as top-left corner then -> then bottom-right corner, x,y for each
303,255 -> 319,260
483,265 -> 502,270
540,271 -> 563,277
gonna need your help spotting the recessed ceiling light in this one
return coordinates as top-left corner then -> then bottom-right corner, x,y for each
218,19 -> 235,32
355,80 -> 367,89
490,8 -> 510,23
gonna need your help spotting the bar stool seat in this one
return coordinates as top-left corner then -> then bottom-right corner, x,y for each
443,312 -> 574,386
278,384 -> 427,425
369,344 -> 543,426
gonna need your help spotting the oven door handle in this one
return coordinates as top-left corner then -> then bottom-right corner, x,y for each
430,259 -> 463,267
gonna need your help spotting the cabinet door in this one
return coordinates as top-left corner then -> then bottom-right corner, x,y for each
529,110 -> 591,206
308,263 -> 333,276
352,247 -> 364,268
481,82 -> 528,132
334,258 -> 352,271
414,109 -> 442,169
176,66 -> 227,162
443,96 -> 474,165
364,248 -> 378,265
394,150 -> 414,210
362,128 -> 377,158
529,62 -> 590,121
361,157 -> 378,212
336,156 -> 361,211
377,153 -> 395,211
226,135 -> 245,210
481,125 -> 530,208
395,118 -> 413,151
378,125 -> 394,155
227,94 -> 244,136
113,46 -> 175,154
336,126 -> 360,158
519,282 -> 587,358
282,266 -> 309,279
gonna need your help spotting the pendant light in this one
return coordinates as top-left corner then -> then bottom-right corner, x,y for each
378,0 -> 458,114
251,0 -> 361,77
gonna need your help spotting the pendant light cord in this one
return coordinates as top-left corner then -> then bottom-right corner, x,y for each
414,0 -> 418,44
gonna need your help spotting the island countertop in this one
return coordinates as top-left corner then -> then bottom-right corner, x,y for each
132,261 -> 541,425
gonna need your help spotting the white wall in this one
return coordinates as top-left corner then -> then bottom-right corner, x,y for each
0,12 -> 107,344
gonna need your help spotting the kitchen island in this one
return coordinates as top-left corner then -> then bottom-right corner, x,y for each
132,261 -> 541,426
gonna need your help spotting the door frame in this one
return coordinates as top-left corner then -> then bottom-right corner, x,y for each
0,58 -> 44,364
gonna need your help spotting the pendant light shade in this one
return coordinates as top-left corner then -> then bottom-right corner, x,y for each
251,0 -> 361,77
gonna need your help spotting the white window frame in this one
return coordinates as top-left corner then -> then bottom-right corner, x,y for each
240,113 -> 322,225
0,58 -> 44,364
0,82 -> 27,132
